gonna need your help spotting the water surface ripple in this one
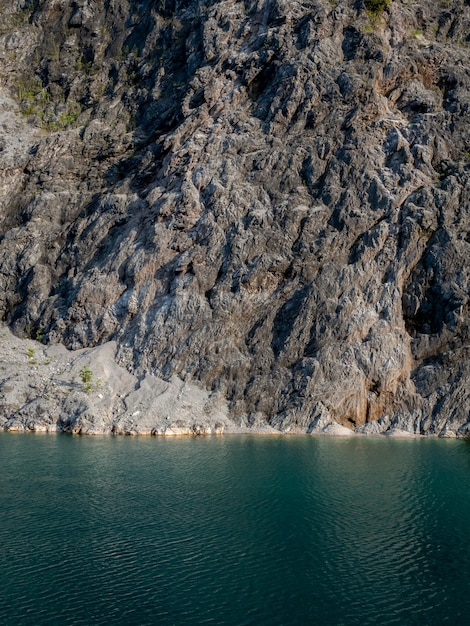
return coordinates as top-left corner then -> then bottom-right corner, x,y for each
1,434 -> 470,625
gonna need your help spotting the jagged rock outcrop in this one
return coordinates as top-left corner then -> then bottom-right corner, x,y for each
0,0 -> 469,435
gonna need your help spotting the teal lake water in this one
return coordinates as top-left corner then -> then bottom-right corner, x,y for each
1,433 -> 470,625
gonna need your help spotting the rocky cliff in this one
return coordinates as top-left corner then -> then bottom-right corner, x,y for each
0,0 -> 469,436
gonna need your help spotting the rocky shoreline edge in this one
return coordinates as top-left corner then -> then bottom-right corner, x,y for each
0,326 -> 466,439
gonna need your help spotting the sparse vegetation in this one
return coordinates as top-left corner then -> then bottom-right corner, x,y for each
7,7 -> 33,28
35,326 -> 44,342
14,74 -> 82,130
15,76 -> 45,105
364,0 -> 391,18
79,366 -> 93,392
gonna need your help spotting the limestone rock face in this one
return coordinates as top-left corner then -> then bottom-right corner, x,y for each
0,0 -> 469,435
0,326 -> 233,436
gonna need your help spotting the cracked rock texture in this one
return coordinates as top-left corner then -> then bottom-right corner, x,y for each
0,0 -> 469,436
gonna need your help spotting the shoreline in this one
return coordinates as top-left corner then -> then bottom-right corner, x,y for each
0,325 -> 466,440
0,417 -> 458,440
0,426 -> 463,440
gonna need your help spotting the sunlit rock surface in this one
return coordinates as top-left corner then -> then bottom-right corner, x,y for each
0,0 -> 469,435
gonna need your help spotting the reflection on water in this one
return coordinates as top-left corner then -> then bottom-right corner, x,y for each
1,434 -> 470,625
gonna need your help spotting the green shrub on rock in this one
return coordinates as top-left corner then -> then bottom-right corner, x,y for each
365,0 -> 391,17
79,366 -> 93,392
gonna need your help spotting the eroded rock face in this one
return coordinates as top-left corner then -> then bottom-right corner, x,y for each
0,325 -> 234,435
0,0 -> 469,435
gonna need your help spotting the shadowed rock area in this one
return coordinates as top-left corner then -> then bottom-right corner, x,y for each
0,0 -> 469,436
